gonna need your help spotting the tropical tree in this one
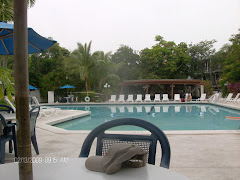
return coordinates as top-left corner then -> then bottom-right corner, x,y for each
94,51 -> 120,93
29,42 -> 70,99
111,45 -> 140,81
188,40 -> 216,80
220,30 -> 240,85
0,0 -> 13,22
140,35 -> 190,79
0,0 -> 35,22
210,44 -> 230,90
64,41 -> 98,92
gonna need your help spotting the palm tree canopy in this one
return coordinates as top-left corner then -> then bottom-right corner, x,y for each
0,0 -> 35,22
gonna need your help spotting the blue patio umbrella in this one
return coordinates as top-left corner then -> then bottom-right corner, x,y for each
29,84 -> 37,90
59,84 -> 76,89
59,84 -> 76,96
0,21 -> 56,55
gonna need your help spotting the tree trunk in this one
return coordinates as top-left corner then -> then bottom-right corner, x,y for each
14,1 -> 33,180
85,77 -> 88,92
5,55 -> 8,68
98,80 -> 103,93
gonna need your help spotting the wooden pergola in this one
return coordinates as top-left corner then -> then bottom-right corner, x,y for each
119,79 -> 206,99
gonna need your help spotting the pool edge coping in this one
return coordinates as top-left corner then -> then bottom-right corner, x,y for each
37,102 -> 240,135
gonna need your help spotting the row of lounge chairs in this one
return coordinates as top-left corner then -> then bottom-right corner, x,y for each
197,93 -> 240,104
109,94 -> 188,103
110,94 -> 166,103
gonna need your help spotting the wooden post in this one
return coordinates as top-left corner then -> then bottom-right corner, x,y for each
146,84 -> 149,94
171,84 -> 174,100
121,86 -> 123,94
14,1 -> 33,180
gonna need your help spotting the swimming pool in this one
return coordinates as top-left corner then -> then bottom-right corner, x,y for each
53,104 -> 240,131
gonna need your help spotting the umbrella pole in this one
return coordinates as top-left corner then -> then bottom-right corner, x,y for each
14,1 -> 33,180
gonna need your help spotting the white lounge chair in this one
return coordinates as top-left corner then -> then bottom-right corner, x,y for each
207,94 -> 216,102
162,94 -> 169,102
197,94 -> 206,102
31,96 -> 60,117
135,94 -> 143,102
154,94 -> 161,102
174,94 -> 181,102
109,95 -> 116,102
230,93 -> 240,103
219,93 -> 233,103
118,95 -> 125,102
4,97 -> 16,112
144,94 -> 151,102
208,93 -> 222,102
126,95 -> 134,102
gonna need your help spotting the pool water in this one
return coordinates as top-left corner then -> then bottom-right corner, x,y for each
53,104 -> 240,131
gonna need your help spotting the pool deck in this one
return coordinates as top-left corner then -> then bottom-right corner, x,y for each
4,101 -> 240,180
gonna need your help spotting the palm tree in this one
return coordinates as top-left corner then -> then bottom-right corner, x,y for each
0,0 -> 13,22
94,51 -> 120,93
65,41 -> 98,92
0,0 -> 35,22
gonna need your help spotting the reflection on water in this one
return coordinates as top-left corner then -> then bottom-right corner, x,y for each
54,104 -> 240,131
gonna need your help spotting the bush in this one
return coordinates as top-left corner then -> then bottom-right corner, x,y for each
227,82 -> 240,95
204,80 -> 213,97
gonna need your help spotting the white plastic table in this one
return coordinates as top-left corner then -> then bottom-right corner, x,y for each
0,158 -> 191,180
0,113 -> 16,121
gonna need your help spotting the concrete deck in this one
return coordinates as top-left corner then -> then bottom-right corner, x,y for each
3,102 -> 240,180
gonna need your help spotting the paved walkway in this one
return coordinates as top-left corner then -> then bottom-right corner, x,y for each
4,102 -> 240,180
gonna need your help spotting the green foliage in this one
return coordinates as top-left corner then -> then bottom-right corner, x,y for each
93,51 -> 120,93
65,41 -> 98,92
220,31 -> 240,84
188,40 -> 216,80
111,45 -> 140,81
0,67 -> 14,100
203,80 -> 213,97
0,0 -> 13,22
210,44 -> 230,90
29,43 -> 70,100
140,36 -> 190,79
0,0 -> 35,22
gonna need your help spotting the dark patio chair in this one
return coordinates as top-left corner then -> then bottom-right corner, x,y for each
79,118 -> 171,168
0,111 -> 18,164
30,106 -> 40,155
0,104 -> 15,153
0,104 -> 15,113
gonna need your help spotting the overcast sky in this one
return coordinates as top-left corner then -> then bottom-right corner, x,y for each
28,0 -> 240,53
